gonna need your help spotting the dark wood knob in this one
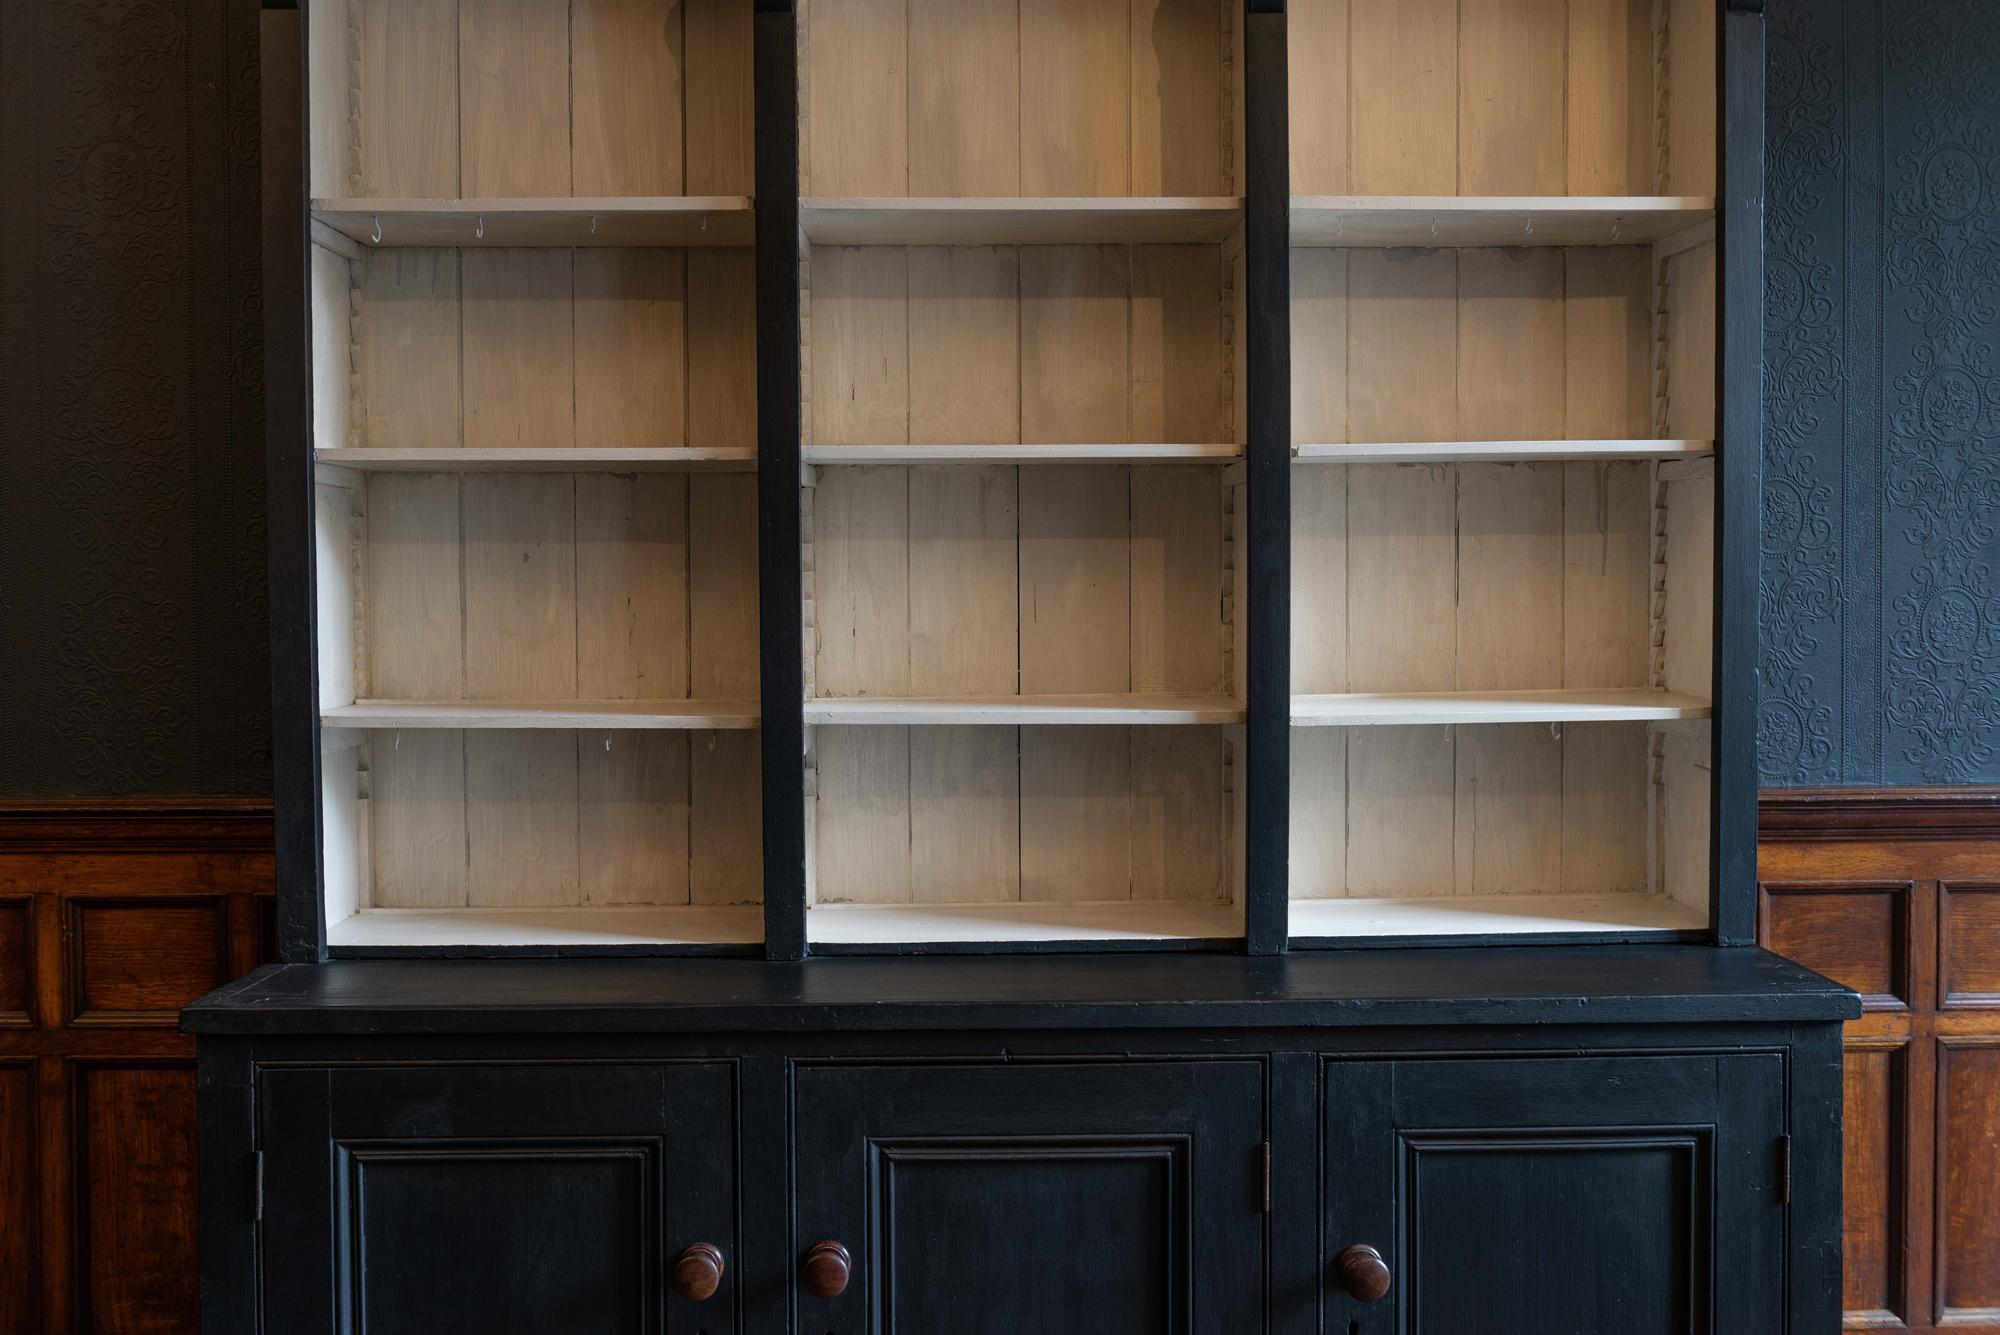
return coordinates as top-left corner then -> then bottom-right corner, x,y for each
1334,1244 -> 1392,1302
671,1243 -> 724,1301
800,1240 -> 851,1299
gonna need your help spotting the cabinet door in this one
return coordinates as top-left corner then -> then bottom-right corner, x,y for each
1323,1054 -> 1785,1335
794,1061 -> 1265,1334
259,1063 -> 735,1335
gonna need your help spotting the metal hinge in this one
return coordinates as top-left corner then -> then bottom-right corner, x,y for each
253,1151 -> 266,1222
1261,1142 -> 1272,1213
1777,1135 -> 1791,1204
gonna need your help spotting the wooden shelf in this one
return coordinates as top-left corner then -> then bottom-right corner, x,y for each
801,197 -> 1243,245
315,448 -> 757,474
1289,197 -> 1715,248
312,197 -> 755,248
328,906 -> 764,949
806,695 -> 1246,726
1289,690 -> 1711,727
807,901 -> 1240,946
1294,440 -> 1713,464
802,444 -> 1242,466
1287,894 -> 1708,940
323,701 -> 761,730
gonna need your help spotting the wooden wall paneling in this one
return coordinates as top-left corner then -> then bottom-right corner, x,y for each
575,250 -> 686,447
1938,1040 -> 2000,1326
73,1062 -> 201,1332
1664,241 -> 1718,443
363,730 -> 467,910
1667,0 -> 1718,196
365,474 -> 464,696
1759,790 -> 2000,1334
0,802 -> 276,1335
360,250 -> 461,450
356,0 -> 461,198
1346,0 -> 1455,195
1662,471 -> 1717,700
459,0 -> 572,197
0,1059 -> 34,1334
309,246 -> 355,452
67,900 -> 232,1027
1289,248 -> 1346,444
1020,467 -> 1133,901
306,0 -> 354,198
908,0 -> 1020,196
687,249 -> 758,448
1130,0 -> 1225,197
462,249 -> 574,450
1020,0 -> 1130,196
1286,0 -> 1348,196
1567,0 -> 1655,195
804,0 -> 907,196
571,0 -> 685,198
1941,884 -> 2000,1008
312,482 -> 360,709
684,0 -> 755,195
907,462 -> 1020,904
1457,0 -> 1565,196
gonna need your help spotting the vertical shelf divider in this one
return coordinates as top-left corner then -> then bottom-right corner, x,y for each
755,0 -> 808,960
1713,3 -> 1766,945
1243,0 -> 1292,955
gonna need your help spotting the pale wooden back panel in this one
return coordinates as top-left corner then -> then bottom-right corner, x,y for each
1287,0 -> 1714,198
309,0 -> 753,200
803,236 -> 1237,908
1285,226 -> 1715,905
802,0 -> 1233,197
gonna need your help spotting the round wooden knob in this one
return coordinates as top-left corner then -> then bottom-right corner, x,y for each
1334,1244 -> 1391,1302
800,1240 -> 852,1299
671,1243 -> 724,1301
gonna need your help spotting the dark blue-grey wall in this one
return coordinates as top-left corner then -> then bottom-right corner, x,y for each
1763,0 -> 2000,786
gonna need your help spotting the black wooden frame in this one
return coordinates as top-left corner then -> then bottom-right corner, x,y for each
261,0 -> 1766,961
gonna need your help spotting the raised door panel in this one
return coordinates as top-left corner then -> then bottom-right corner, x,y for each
793,1061 -> 1264,1334
260,1063 -> 735,1335
1322,1054 -> 1784,1335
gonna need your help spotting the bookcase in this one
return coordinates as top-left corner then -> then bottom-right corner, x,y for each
270,0 -> 1754,959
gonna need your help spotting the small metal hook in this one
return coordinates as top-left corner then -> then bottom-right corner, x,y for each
371,214 -> 382,245
475,214 -> 485,241
590,214 -> 599,236
393,729 -> 401,752
1611,216 -> 1623,242
1430,215 -> 1439,242
1525,214 -> 1535,238
604,733 -> 612,752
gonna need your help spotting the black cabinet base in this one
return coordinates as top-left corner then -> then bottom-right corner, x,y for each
189,948 -> 1856,1335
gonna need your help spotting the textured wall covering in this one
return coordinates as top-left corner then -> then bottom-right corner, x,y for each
0,0 -> 271,796
1764,0 -> 2000,785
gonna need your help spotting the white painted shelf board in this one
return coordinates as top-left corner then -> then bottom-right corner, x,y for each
323,701 -> 761,730
801,197 -> 1243,245
328,906 -> 764,948
1289,689 -> 1712,727
802,443 -> 1243,465
316,447 -> 757,473
1294,439 -> 1713,464
1288,894 -> 1707,939
312,197 -> 755,248
807,900 -> 1240,945
806,694 -> 1247,726
1289,196 -> 1715,247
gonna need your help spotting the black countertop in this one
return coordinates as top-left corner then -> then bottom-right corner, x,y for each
183,946 -> 1860,1036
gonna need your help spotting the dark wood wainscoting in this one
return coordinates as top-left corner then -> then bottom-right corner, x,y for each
0,800 -> 274,1335
1761,788 -> 2000,1334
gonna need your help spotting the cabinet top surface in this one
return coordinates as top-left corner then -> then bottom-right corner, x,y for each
183,948 -> 1859,1036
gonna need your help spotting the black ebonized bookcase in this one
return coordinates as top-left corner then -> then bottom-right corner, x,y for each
190,1 -> 1859,1331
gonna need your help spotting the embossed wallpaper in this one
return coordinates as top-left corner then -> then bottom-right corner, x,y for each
0,0 -> 270,796
1764,0 -> 2000,785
